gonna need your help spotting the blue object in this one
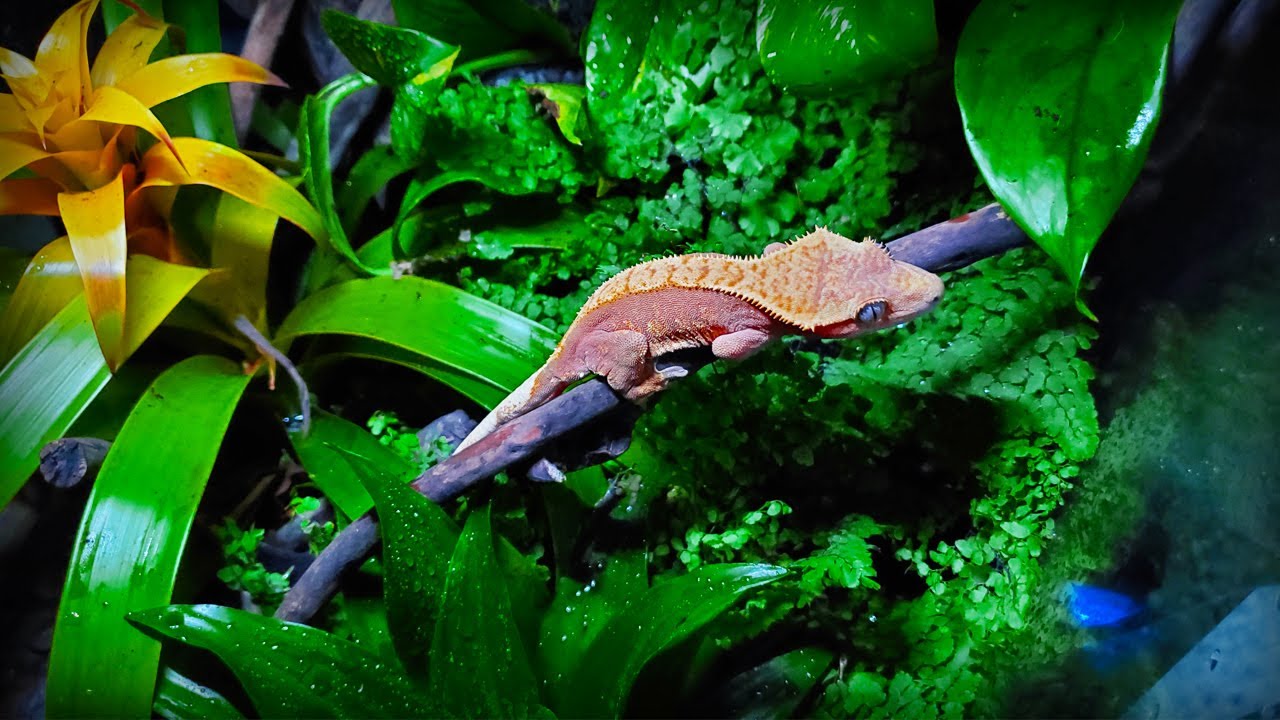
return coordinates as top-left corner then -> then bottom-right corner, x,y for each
1065,582 -> 1147,629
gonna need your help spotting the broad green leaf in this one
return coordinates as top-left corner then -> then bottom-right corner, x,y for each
0,296 -> 109,509
298,73 -> 386,276
539,547 -> 647,712
128,604 -> 435,717
562,563 -> 788,718
162,0 -> 240,147
183,192 -> 278,333
275,275 -> 556,396
428,505 -> 541,718
341,595 -> 397,661
392,168 -> 538,255
392,0 -> 571,61
757,0 -> 937,94
695,647 -> 834,718
153,667 -> 245,720
337,145 -> 417,235
955,0 -> 1180,306
527,83 -> 586,145
582,0 -> 657,102
302,336 -> 511,409
321,10 -> 458,88
0,237 -> 81,364
288,408 -> 413,520
388,64 -> 457,162
335,447 -> 459,680
46,355 -> 252,718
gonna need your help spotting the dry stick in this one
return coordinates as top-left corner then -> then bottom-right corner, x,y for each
273,206 -> 1027,624
230,0 -> 298,142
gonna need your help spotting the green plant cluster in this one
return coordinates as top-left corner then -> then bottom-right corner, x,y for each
397,1 -> 1104,714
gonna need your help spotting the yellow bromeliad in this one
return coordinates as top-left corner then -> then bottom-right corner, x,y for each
0,0 -> 324,369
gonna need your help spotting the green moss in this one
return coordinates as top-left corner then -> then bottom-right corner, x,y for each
402,0 -> 1106,714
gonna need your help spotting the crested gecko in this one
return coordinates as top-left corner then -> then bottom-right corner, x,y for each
455,227 -> 944,452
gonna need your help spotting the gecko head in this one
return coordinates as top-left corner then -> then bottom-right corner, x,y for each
813,241 -> 945,338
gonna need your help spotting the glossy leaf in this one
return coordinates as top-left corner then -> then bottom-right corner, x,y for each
387,49 -> 460,161
562,564 -> 788,718
321,10 -> 458,88
955,0 -> 1180,300
0,177 -> 61,215
700,647 -> 834,718
113,53 -> 282,110
428,505 -> 541,717
183,192 -> 278,333
297,73 -> 385,275
46,355 -> 251,718
90,11 -> 169,88
539,548 -> 647,712
0,296 -> 109,509
527,83 -> 585,145
287,408 -> 412,520
337,145 -> 417,235
0,93 -> 32,133
58,168 -> 127,368
392,168 -> 534,255
120,254 -> 208,361
275,275 -> 556,398
392,0 -> 571,61
33,0 -> 97,110
582,0 -> 658,102
153,667 -> 245,720
138,136 -> 327,243
128,604 -> 435,717
80,85 -> 180,160
162,0 -> 239,146
757,0 -> 937,94
0,237 -> 81,364
0,136 -> 51,183
300,336 -> 511,410
336,447 -> 459,679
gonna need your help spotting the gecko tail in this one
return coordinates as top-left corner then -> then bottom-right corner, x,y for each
453,364 -> 577,454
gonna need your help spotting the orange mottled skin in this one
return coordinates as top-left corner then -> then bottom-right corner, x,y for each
455,228 -> 944,451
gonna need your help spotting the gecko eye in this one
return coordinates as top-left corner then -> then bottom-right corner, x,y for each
857,301 -> 887,323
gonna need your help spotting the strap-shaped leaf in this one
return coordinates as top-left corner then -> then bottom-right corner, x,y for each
58,168 -> 128,368
0,296 -> 109,508
128,604 -> 436,718
113,52 -> 283,109
46,355 -> 252,717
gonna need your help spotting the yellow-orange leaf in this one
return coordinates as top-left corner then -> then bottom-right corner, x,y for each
80,86 -> 182,167
0,236 -> 81,364
90,12 -> 169,89
47,127 -> 128,191
0,93 -> 31,133
0,177 -> 61,216
122,255 -> 208,361
139,137 -> 326,242
0,49 -> 46,109
114,53 -> 284,109
34,0 -> 98,109
0,135 -> 49,180
58,168 -> 128,370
